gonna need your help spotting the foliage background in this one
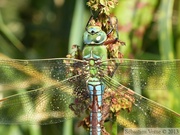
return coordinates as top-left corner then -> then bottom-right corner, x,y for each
0,0 -> 180,135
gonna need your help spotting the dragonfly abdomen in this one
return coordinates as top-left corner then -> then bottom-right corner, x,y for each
88,81 -> 105,135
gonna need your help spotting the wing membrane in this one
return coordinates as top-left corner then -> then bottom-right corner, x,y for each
0,58 -> 88,124
0,74 -> 88,124
102,59 -> 180,91
0,58 -> 83,92
102,74 -> 180,128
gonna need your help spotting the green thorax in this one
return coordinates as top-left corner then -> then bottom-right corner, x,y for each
83,45 -> 107,61
83,45 -> 107,78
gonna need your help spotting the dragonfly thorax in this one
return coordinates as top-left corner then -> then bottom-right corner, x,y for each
82,40 -> 107,79
83,57 -> 102,79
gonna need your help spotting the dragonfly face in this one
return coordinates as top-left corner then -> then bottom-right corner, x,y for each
83,26 -> 107,45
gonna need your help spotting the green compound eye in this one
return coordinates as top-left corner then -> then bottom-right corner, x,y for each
87,26 -> 101,34
83,26 -> 107,45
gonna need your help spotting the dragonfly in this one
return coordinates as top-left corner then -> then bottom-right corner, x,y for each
0,16 -> 180,135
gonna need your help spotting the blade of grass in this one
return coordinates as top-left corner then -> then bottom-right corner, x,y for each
112,118 -> 117,135
68,0 -> 85,52
174,0 -> 180,113
63,0 -> 85,135
158,0 -> 174,60
157,0 -> 180,114
0,10 -> 26,53
176,0 -> 180,60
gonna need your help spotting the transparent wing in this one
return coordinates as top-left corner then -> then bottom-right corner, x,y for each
102,75 -> 180,128
100,59 -> 180,128
102,59 -> 180,91
0,58 -> 83,92
0,75 -> 89,124
0,58 -> 88,124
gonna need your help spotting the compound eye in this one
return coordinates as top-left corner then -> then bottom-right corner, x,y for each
96,35 -> 101,41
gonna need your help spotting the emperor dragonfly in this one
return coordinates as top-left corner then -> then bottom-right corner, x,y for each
0,17 -> 180,135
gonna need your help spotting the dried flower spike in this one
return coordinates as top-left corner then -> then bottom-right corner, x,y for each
87,0 -> 119,15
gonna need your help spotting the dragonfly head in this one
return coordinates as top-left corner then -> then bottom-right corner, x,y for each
83,26 -> 107,45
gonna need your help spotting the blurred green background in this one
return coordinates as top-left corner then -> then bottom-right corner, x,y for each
0,0 -> 180,135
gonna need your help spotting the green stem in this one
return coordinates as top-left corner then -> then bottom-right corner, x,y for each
111,116 -> 117,135
64,0 -> 85,135
0,10 -> 26,52
68,0 -> 85,52
176,0 -> 180,59
158,0 -> 174,60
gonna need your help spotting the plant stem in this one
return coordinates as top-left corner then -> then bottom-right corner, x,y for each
112,116 -> 117,135
158,0 -> 174,60
0,10 -> 26,52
